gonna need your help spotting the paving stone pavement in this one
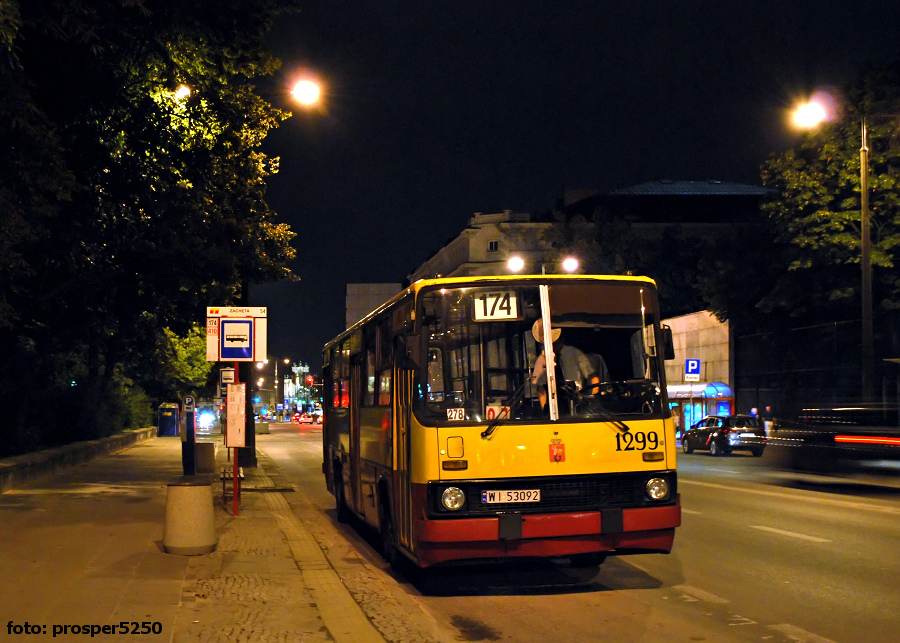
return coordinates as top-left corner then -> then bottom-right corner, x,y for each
0,435 -> 430,643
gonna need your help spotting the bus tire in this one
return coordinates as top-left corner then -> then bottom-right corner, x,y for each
334,466 -> 351,524
380,497 -> 400,571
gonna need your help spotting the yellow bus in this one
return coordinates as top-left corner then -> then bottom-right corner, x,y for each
322,274 -> 680,568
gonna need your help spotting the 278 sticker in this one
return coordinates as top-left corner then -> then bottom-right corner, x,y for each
446,408 -> 465,421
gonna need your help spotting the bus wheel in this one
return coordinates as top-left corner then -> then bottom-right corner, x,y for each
380,500 -> 400,570
334,468 -> 351,524
570,552 -> 606,567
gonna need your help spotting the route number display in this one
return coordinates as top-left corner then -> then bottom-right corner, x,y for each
473,291 -> 519,321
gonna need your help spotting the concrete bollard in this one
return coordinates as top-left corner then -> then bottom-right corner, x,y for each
194,442 -> 216,474
163,480 -> 217,555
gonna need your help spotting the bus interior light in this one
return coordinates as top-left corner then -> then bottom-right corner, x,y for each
441,486 -> 466,511
645,477 -> 669,501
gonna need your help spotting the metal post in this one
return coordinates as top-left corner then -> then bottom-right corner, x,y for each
232,362 -> 239,517
860,118 -> 875,401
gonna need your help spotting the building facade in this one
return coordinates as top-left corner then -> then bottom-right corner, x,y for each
408,210 -> 553,282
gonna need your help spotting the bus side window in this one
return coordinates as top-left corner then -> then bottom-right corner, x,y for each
427,348 -> 444,402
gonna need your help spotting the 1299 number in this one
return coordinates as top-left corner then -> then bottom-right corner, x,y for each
615,430 -> 659,451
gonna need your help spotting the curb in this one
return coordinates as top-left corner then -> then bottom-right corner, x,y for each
0,427 -> 157,494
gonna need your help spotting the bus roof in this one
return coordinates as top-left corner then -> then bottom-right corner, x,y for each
323,273 -> 659,354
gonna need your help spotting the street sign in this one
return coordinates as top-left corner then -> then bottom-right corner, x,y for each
220,319 -> 253,360
220,368 -> 235,384
183,395 -> 195,412
685,358 -> 701,382
206,306 -> 267,362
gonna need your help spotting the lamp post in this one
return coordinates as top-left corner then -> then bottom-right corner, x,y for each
791,100 -> 897,400
256,357 -> 293,419
859,117 -> 874,401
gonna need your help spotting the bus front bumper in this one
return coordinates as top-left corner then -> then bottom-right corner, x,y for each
413,496 -> 681,567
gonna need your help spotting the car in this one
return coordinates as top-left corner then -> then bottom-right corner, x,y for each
681,414 -> 767,457
293,413 -> 313,424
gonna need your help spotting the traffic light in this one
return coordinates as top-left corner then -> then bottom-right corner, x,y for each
306,375 -> 314,385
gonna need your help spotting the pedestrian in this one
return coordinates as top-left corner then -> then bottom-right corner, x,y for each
760,405 -> 775,434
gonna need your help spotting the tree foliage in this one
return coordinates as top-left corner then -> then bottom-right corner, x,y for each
0,0 -> 300,455
543,209 -> 710,318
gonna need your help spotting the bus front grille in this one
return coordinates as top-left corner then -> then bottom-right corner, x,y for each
447,472 -> 673,515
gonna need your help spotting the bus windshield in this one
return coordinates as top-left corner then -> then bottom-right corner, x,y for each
415,280 -> 666,425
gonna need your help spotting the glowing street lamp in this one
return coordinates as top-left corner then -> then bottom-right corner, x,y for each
290,78 -> 323,107
791,100 -> 827,129
507,255 -> 580,274
507,256 -> 526,272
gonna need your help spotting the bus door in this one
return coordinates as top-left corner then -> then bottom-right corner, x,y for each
394,365 -> 414,552
350,354 -> 363,513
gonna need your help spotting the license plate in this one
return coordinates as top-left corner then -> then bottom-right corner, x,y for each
481,489 -> 541,503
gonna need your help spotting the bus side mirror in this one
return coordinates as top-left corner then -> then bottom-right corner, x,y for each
662,325 -> 675,360
403,333 -> 421,370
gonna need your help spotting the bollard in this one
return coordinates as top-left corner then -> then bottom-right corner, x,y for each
163,480 -> 216,555
195,442 -> 216,474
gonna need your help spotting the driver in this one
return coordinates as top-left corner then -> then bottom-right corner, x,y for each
530,320 -> 602,408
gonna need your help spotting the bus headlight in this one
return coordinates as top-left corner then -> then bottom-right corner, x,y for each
441,486 -> 466,511
645,477 -> 669,501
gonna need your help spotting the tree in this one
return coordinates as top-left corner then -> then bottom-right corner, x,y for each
544,208 -> 710,318
0,0 -> 301,454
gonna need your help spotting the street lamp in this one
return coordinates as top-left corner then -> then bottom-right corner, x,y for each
289,73 -> 324,109
791,98 -> 895,400
507,255 -> 580,274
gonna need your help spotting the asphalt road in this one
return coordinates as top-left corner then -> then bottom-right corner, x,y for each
260,422 -> 900,643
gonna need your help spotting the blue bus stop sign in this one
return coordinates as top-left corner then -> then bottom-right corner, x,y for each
220,319 -> 253,360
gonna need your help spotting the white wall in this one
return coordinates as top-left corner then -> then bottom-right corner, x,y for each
664,311 -> 730,385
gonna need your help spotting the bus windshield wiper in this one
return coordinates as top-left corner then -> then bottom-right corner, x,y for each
593,404 -> 630,434
481,380 -> 528,440
580,393 -> 630,433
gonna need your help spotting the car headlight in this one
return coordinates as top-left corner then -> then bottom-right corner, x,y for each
441,486 -> 466,511
645,477 -> 669,501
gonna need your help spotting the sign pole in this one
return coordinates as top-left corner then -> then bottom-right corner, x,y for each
233,361 -> 239,517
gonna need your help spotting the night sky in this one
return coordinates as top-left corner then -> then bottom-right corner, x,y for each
253,1 -> 900,371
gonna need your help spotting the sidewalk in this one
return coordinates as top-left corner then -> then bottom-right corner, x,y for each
0,435 -> 386,643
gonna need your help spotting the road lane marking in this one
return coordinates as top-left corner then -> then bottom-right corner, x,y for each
673,584 -> 730,604
681,508 -> 702,515
750,525 -> 831,543
769,624 -> 838,643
